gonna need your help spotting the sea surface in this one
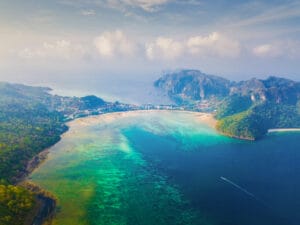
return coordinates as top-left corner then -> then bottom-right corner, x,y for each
48,79 -> 171,105
29,111 -> 300,225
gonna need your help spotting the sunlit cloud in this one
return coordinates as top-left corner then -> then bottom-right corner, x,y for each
1,0 -> 300,80
186,32 -> 240,58
94,30 -> 137,58
252,44 -> 278,57
146,37 -> 183,60
146,32 -> 240,60
18,40 -> 87,60
252,41 -> 300,58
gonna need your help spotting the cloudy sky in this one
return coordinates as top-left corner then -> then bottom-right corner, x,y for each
0,0 -> 300,93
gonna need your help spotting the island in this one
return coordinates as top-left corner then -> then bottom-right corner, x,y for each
0,81 -> 206,224
0,82 -> 141,225
154,69 -> 300,140
0,69 -> 300,224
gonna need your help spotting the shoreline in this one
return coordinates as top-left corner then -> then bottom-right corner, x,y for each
216,131 -> 256,141
18,140 -> 67,225
69,109 -> 217,129
24,109 -> 216,225
17,149 -> 50,183
268,128 -> 300,133
25,110 -> 216,183
24,110 -> 300,224
16,134 -> 68,225
20,181 -> 57,225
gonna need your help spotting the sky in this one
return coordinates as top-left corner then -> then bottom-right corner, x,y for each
0,0 -> 300,99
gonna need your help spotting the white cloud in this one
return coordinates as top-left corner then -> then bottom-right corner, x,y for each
94,30 -> 137,58
229,1 -> 300,28
146,32 -> 240,60
121,0 -> 169,12
81,9 -> 96,16
252,44 -> 277,57
18,40 -> 87,60
252,41 -> 300,58
18,48 -> 43,59
59,0 -> 169,12
186,32 -> 240,58
146,37 -> 183,60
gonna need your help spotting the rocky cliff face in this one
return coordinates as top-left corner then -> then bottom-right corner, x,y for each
154,70 -> 300,106
230,76 -> 300,104
154,70 -> 231,103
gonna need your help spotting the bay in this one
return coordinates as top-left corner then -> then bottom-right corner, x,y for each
29,111 -> 300,225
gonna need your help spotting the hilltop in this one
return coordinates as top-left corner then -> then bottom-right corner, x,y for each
154,70 -> 300,140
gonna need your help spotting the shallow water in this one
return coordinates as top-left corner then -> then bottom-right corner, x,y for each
29,111 -> 300,225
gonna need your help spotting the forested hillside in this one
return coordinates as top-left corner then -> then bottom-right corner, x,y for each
155,70 -> 300,140
216,77 -> 300,140
0,81 -> 137,224
154,69 -> 231,105
0,83 -> 68,224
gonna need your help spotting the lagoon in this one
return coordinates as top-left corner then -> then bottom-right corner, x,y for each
29,111 -> 300,225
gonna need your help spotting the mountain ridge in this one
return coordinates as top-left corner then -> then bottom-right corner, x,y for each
154,69 -> 231,104
154,69 -> 300,140
154,69 -> 300,104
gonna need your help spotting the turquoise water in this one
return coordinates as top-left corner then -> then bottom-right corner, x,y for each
29,111 -> 300,225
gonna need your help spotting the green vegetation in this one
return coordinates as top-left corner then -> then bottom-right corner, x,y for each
214,76 -> 300,140
155,70 -> 300,140
216,100 -> 300,140
0,184 -> 35,225
0,102 -> 66,182
216,110 -> 267,140
0,82 -> 131,224
0,74 -> 298,223
80,95 -> 105,109
0,83 -> 67,224
215,95 -> 252,119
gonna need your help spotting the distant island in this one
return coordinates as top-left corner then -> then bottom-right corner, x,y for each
154,69 -> 300,140
0,69 -> 300,224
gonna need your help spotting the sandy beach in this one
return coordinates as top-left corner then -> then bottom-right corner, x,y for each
193,112 -> 217,128
68,110 -> 217,129
268,128 -> 300,133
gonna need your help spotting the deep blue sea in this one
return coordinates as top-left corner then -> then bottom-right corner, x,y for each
30,111 -> 300,225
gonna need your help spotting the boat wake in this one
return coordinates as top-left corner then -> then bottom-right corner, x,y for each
220,176 -> 268,207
